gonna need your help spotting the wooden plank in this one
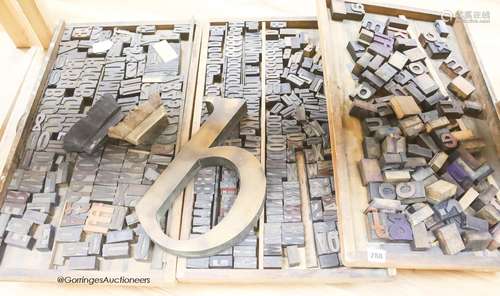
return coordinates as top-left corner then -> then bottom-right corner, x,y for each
16,0 -> 51,48
0,0 -> 31,47
316,0 -> 500,271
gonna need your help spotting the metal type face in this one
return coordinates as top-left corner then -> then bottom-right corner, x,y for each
136,98 -> 266,257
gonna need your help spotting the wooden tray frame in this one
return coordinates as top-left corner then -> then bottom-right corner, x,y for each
0,19 -> 203,286
316,0 -> 500,271
174,18 -> 394,284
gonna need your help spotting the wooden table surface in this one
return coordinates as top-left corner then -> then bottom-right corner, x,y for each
0,0 -> 499,294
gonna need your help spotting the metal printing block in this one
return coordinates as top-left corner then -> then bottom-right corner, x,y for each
84,203 -> 114,233
61,242 -> 89,257
19,170 -> 46,193
4,232 -> 32,249
209,255 -> 233,269
67,256 -> 97,270
22,210 -> 48,225
55,225 -> 83,242
109,206 -> 127,230
102,242 -> 130,258
34,224 -> 54,251
5,217 -> 33,235
318,253 -> 340,269
87,233 -> 103,255
263,256 -> 283,269
281,222 -> 305,246
186,257 -> 210,269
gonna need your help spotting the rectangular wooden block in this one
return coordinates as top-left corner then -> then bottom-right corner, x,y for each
390,96 -> 421,119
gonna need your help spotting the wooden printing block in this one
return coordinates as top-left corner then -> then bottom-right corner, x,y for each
404,157 -> 427,169
395,38 -> 418,51
386,26 -> 409,39
440,56 -> 470,78
345,1 -> 365,20
386,16 -> 409,30
426,41 -> 451,59
460,214 -> 488,232
367,42 -> 391,60
384,213 -> 413,242
376,102 -> 395,117
363,117 -> 387,135
374,126 -> 402,141
431,128 -> 458,151
476,204 -> 500,226
4,232 -> 33,249
418,31 -> 438,48
471,185 -> 498,212
366,209 -> 389,240
67,256 -> 97,270
390,96 -> 421,119
434,20 -> 450,37
412,73 -> 439,96
64,94 -> 124,154
458,187 -> 479,210
447,159 -> 474,189
368,182 -> 396,200
359,159 -> 383,185
374,63 -> 398,82
404,47 -> 426,63
463,101 -> 483,118
411,167 -> 435,182
407,61 -> 426,76
108,93 -> 168,144
352,52 -> 373,76
285,245 -> 300,267
407,144 -> 432,160
488,224 -> 500,250
462,231 -> 492,251
363,137 -> 381,159
379,153 -> 404,170
434,199 -> 462,222
373,32 -> 394,50
435,223 -> 465,255
84,203 -> 114,233
330,0 -> 347,20
425,116 -> 450,133
419,110 -> 439,123
448,76 -> 475,100
396,181 -> 425,204
388,51 -> 408,70
399,116 -> 424,138
408,204 -> 434,226
350,82 -> 376,100
347,41 -> 366,61
349,99 -> 378,118
425,179 -> 457,204
383,170 -> 411,183
361,16 -> 385,33
358,28 -> 374,46
361,70 -> 385,89
366,54 -> 384,72
422,92 -> 446,111
411,222 -> 431,250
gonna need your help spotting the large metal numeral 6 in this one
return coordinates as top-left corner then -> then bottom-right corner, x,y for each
136,97 -> 266,257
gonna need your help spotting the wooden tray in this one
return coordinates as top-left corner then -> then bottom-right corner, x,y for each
316,0 -> 500,271
175,18 -> 393,283
0,20 -> 202,285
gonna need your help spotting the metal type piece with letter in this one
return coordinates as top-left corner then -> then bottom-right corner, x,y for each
136,98 -> 266,257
